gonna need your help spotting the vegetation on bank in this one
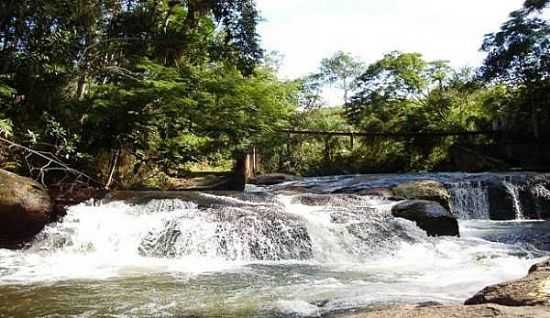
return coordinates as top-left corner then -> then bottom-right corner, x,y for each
0,0 -> 548,187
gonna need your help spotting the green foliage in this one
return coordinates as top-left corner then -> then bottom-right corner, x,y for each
295,74 -> 324,110
481,9 -> 549,84
347,52 -> 447,130
0,0 -> 292,187
340,52 -> 499,171
0,118 -> 12,138
480,1 -> 550,138
1,0 -> 549,180
319,51 -> 365,103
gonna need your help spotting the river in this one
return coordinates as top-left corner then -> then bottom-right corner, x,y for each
0,173 -> 549,317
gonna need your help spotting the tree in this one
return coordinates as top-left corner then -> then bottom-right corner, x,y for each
343,52 -> 496,170
295,74 -> 324,110
346,52 -> 435,129
319,51 -> 364,104
480,0 -> 550,137
524,0 -> 550,12
0,0 -> 296,188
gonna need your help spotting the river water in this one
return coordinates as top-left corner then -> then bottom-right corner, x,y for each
0,174 -> 549,317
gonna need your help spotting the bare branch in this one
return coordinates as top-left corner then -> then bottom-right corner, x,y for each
0,136 -> 105,189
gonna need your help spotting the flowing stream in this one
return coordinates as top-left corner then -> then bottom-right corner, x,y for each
1,174 -> 549,317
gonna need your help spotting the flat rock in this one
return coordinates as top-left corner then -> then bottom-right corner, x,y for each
333,304 -> 550,318
465,258 -> 550,306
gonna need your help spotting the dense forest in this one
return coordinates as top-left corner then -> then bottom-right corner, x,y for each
0,0 -> 549,188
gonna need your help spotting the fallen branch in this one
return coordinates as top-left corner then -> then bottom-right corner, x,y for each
0,136 -> 105,189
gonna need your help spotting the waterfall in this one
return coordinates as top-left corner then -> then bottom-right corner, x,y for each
448,181 -> 490,219
29,194 -> 430,266
1,180 -> 548,317
278,194 -> 427,263
32,197 -> 313,262
503,181 -> 525,220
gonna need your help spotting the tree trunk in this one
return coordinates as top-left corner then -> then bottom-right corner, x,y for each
105,149 -> 121,190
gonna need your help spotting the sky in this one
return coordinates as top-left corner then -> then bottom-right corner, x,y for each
256,0 -> 526,104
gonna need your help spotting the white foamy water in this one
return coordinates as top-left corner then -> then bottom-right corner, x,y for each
0,189 -> 548,317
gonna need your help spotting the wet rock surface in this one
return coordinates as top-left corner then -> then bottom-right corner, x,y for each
135,199 -> 314,261
292,193 -> 371,207
0,169 -> 53,245
392,180 -> 451,210
391,200 -> 459,236
333,304 -> 550,318
465,258 -> 550,306
520,174 -> 550,219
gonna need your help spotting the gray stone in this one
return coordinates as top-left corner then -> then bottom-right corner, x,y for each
391,200 -> 459,236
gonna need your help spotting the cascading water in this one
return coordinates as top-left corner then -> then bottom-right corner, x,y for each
503,181 -> 525,220
448,181 -> 490,219
1,175 -> 549,317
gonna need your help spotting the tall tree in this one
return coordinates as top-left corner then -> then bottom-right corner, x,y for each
480,0 -> 550,137
346,52 -> 436,129
319,51 -> 364,104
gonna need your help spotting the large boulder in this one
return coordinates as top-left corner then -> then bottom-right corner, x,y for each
465,258 -> 550,306
391,200 -> 459,237
0,169 -> 53,245
392,180 -> 451,211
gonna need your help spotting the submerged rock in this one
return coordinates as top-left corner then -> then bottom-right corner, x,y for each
392,180 -> 451,210
391,200 -> 459,237
292,193 -> 368,207
465,258 -> 550,306
0,169 -> 52,245
138,205 -> 313,261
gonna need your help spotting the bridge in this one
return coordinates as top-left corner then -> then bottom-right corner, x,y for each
276,129 -> 502,150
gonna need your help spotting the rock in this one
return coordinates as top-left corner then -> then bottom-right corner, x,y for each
250,173 -> 302,186
484,179 -> 519,220
0,169 -> 53,245
391,200 -> 459,237
292,193 -> 366,207
48,183 -> 107,219
520,175 -> 550,219
138,205 -> 313,261
465,258 -> 550,306
333,304 -> 550,318
392,180 -> 451,211
358,187 -> 400,200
